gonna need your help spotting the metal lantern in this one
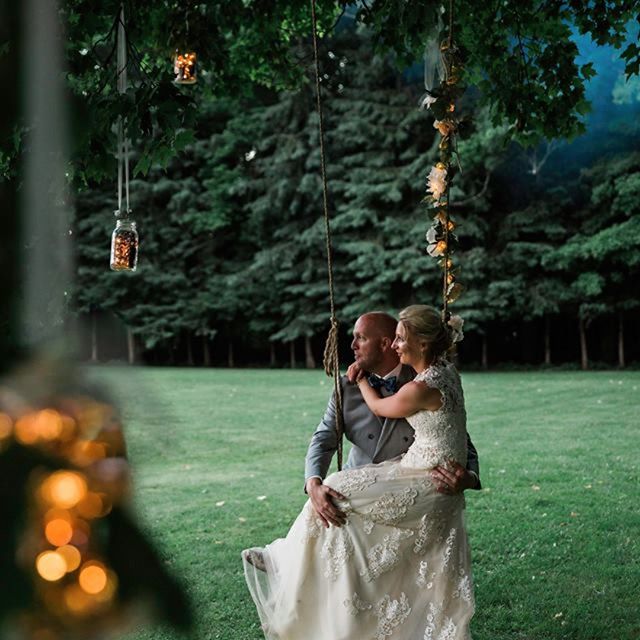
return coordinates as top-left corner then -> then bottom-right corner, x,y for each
173,50 -> 197,84
110,210 -> 138,272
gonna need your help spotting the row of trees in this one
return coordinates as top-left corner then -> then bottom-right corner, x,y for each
72,31 -> 640,369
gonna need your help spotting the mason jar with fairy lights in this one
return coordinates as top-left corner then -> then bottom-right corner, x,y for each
173,50 -> 197,84
110,210 -> 138,272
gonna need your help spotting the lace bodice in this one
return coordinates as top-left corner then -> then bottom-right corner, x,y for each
400,361 -> 467,470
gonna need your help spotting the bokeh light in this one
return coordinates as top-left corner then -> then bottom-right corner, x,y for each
41,471 -> 87,508
44,518 -> 73,546
57,544 -> 82,572
76,492 -> 104,519
0,413 -> 13,440
63,584 -> 94,615
36,551 -> 67,582
15,413 -> 40,445
79,561 -> 107,595
70,439 -> 107,466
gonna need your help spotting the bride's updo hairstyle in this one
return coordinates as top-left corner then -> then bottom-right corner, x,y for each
398,305 -> 452,361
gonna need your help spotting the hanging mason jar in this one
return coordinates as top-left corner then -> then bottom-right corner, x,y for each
110,210 -> 138,272
173,50 -> 197,84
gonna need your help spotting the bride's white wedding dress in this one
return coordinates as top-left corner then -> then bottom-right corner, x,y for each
243,361 -> 475,640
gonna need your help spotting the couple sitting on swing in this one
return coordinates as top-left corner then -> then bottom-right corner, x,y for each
243,305 -> 480,640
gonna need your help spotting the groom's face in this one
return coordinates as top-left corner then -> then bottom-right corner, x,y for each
351,316 -> 393,372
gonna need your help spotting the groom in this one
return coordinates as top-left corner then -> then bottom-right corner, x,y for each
305,311 -> 481,528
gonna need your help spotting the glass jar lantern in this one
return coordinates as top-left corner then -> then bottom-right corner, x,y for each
110,210 -> 138,272
173,50 -> 197,84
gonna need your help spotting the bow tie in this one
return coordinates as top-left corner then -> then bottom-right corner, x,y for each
367,374 -> 398,393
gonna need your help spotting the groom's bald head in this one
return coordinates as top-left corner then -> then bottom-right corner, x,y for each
358,312 -> 397,339
351,312 -> 399,376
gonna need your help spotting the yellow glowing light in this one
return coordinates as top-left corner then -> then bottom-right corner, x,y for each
59,414 -> 77,441
76,492 -> 104,519
79,562 -> 108,595
70,440 -> 107,466
57,544 -> 82,572
93,570 -> 117,603
15,413 -> 39,445
0,413 -> 12,440
435,240 -> 448,254
41,471 -> 88,508
36,550 -> 67,582
63,584 -> 94,615
45,518 -> 74,546
34,409 -> 64,440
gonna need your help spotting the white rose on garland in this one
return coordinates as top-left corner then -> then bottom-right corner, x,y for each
427,164 -> 447,202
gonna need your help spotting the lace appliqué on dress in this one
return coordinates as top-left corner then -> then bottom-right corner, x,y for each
344,592 -> 412,640
301,504 -> 324,541
320,527 -> 354,581
365,486 -> 419,526
413,511 -> 447,555
416,560 -> 436,589
453,573 -> 473,604
423,602 -> 457,640
361,528 -> 414,582
374,593 -> 412,640
344,592 -> 373,616
331,466 -> 378,496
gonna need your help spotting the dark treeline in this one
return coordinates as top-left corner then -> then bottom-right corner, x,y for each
72,32 -> 640,370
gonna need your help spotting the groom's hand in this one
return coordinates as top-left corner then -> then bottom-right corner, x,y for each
431,460 -> 477,495
306,478 -> 347,528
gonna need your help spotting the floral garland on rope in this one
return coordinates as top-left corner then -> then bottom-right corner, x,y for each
421,17 -> 466,319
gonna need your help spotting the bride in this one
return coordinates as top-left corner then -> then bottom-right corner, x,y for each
243,305 -> 475,640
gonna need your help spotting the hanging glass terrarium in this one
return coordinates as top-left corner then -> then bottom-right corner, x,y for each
110,210 -> 138,272
173,50 -> 197,84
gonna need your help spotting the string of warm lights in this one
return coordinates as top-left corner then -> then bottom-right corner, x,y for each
0,377 -> 130,637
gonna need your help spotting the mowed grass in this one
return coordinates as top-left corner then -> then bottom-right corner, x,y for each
90,367 -> 640,640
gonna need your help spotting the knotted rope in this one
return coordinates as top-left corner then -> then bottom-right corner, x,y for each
310,0 -> 344,470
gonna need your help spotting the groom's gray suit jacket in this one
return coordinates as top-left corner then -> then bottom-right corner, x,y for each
304,364 -> 480,486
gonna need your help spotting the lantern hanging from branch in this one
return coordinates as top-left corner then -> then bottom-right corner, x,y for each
173,50 -> 197,84
110,5 -> 138,272
110,209 -> 138,271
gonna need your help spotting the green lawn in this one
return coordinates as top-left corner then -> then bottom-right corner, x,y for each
91,367 -> 640,640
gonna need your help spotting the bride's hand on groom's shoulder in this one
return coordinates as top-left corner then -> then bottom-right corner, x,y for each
347,362 -> 364,384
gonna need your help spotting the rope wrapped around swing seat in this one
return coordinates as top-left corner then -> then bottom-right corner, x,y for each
310,0 -> 345,471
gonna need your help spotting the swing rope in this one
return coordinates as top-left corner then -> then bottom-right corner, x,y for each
310,0 -> 345,471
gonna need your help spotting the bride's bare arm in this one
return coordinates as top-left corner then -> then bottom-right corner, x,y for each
355,377 -> 442,418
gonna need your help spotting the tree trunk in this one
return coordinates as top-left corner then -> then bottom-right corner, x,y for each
90,311 -> 98,362
227,340 -> 234,368
304,335 -> 316,369
579,316 -> 589,371
126,326 -> 135,365
289,340 -> 296,369
544,316 -> 551,365
269,342 -> 276,367
618,311 -> 625,369
481,333 -> 488,370
203,335 -> 211,367
186,333 -> 194,366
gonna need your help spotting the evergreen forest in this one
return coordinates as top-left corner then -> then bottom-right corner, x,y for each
72,27 -> 640,370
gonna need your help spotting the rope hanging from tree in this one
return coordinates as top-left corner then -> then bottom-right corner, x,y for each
310,0 -> 345,471
310,0 -> 465,469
